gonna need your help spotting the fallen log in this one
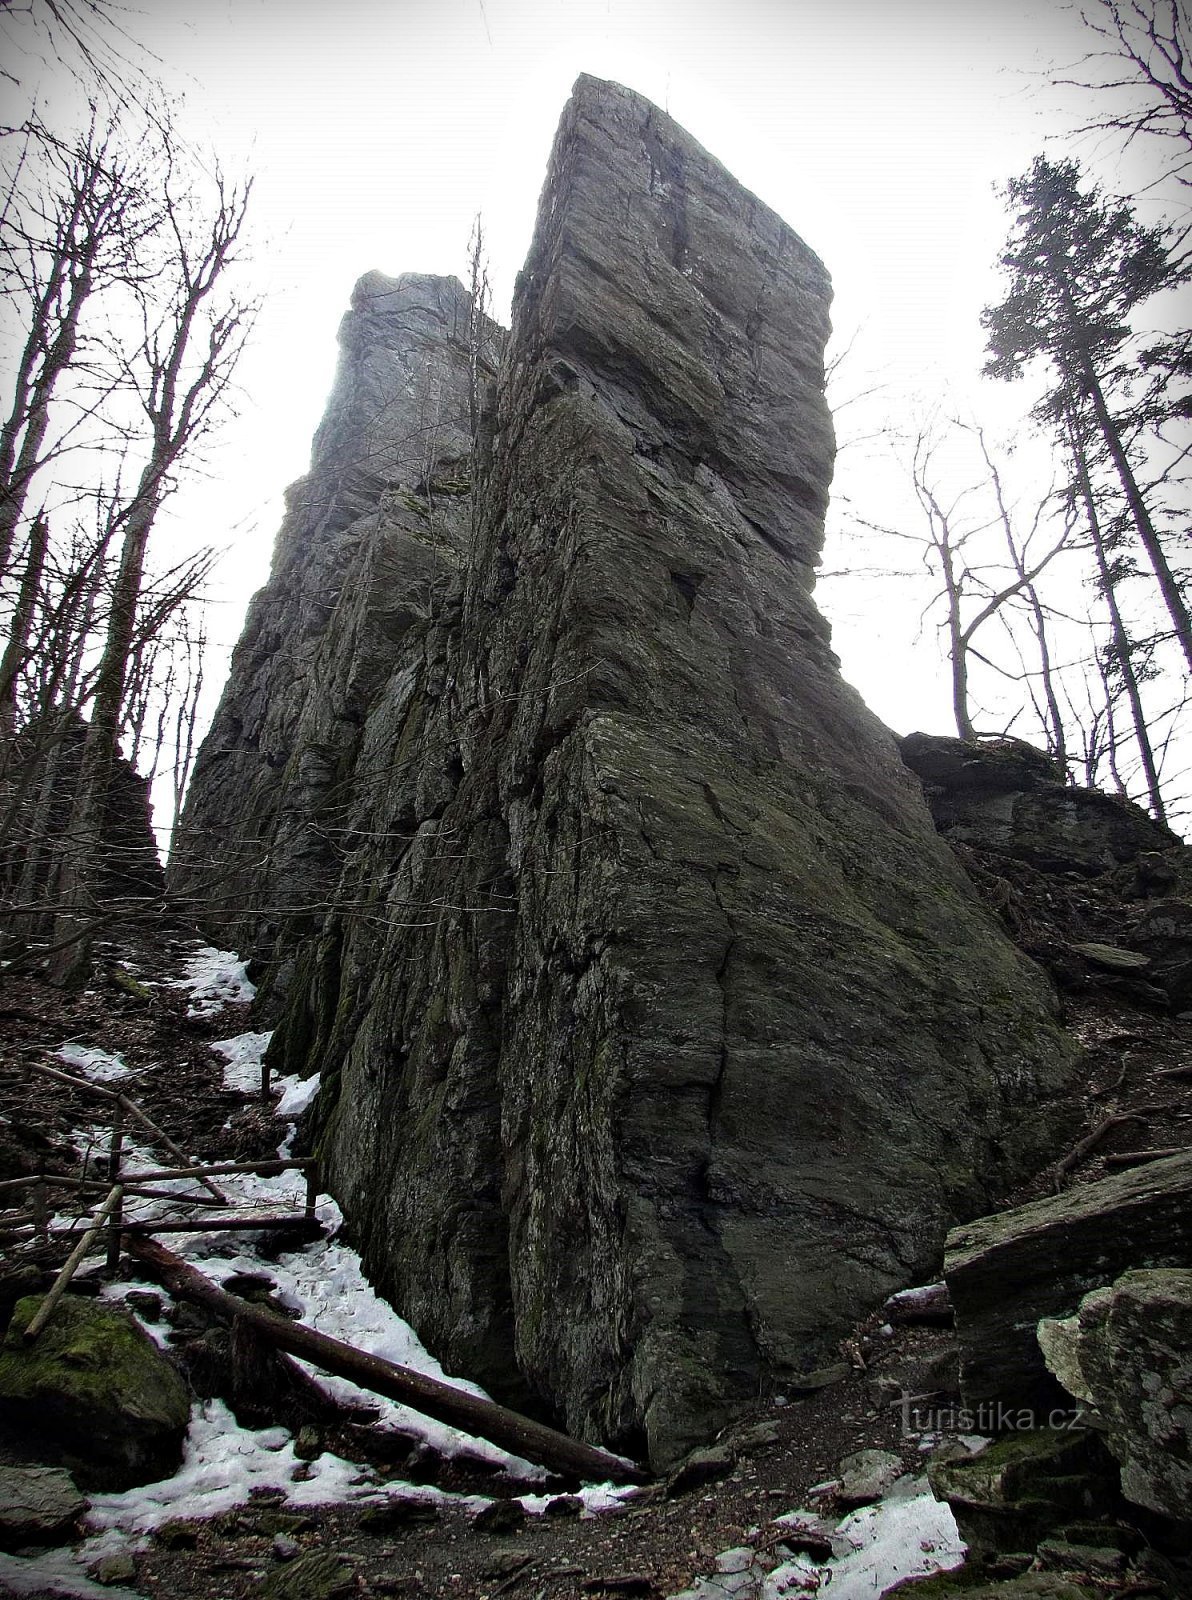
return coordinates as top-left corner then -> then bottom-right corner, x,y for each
129,1236 -> 649,1486
116,1213 -> 321,1236
1102,1147 -> 1187,1168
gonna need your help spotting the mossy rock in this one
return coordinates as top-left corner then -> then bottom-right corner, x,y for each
0,1295 -> 189,1490
927,1431 -> 1121,1558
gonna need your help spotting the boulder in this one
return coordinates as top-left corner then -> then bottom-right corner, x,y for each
834,1447 -> 903,1508
0,1295 -> 190,1490
1039,1268 -> 1192,1524
1127,898 -> 1192,1012
0,1465 -> 85,1550
944,1151 -> 1192,1417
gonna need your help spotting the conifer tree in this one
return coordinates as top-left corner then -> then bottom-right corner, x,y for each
982,154 -> 1192,675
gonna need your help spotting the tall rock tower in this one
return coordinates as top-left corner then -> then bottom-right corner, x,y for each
174,77 -> 1076,1468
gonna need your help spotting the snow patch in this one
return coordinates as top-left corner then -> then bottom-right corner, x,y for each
670,1486 -> 965,1600
85,1399 -> 379,1535
0,1548 -> 144,1599
173,947 -> 255,1017
275,1070 -> 321,1118
57,1042 -> 133,1082
210,1030 -> 273,1092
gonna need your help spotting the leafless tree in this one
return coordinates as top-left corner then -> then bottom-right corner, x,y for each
46,130 -> 254,981
1060,0 -> 1192,189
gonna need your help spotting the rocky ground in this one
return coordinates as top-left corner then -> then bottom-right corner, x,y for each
2,801 -> 1192,1600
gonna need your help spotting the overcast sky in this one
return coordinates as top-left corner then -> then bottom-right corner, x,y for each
3,0 -> 1169,754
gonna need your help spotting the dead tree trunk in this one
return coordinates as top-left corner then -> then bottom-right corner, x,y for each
129,1236 -> 649,1486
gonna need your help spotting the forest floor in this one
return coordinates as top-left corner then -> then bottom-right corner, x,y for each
1,885 -> 1190,1600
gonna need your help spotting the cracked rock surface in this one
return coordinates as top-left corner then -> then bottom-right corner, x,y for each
173,75 -> 1078,1470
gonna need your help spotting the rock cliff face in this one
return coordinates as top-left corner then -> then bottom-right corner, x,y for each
174,77 -> 1079,1468
170,271 -> 497,992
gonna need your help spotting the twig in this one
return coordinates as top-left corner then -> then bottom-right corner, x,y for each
1055,1112 -> 1143,1188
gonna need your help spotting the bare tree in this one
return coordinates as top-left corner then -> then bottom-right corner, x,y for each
46,133 -> 254,981
1061,0 -> 1192,188
0,109 -> 153,576
850,419 -> 1074,744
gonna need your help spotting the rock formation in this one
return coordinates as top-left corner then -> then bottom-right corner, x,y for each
945,1150 -> 1192,1416
173,76 -> 1080,1468
1040,1267 -> 1192,1523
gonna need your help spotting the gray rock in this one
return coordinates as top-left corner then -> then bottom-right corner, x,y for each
88,1552 -> 137,1586
1041,1268 -> 1192,1524
258,1551 -> 355,1600
666,1443 -> 735,1497
899,732 -> 1182,876
0,1296 -> 189,1491
0,1466 -> 85,1550
175,76 -> 1078,1470
1127,897 -> 1192,1010
834,1447 -> 903,1508
945,1151 -> 1192,1417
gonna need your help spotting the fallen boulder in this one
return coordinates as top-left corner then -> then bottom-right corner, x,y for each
0,1295 -> 190,1490
944,1151 -> 1192,1417
1039,1267 -> 1192,1525
0,1465 -> 85,1550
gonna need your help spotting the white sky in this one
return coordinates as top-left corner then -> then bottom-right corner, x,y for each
4,0 -> 1172,756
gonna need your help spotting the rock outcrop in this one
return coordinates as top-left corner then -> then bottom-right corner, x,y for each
898,732 -> 1182,879
174,77 -> 1079,1467
170,271 -> 499,995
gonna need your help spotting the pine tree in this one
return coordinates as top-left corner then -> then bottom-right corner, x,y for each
982,154 -> 1192,675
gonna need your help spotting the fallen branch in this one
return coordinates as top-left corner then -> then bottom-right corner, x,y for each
129,1236 -> 649,1486
0,1159 -> 315,1195
24,1185 -> 124,1342
25,1062 -> 228,1205
1102,1148 -> 1188,1169
1054,1112 -> 1143,1188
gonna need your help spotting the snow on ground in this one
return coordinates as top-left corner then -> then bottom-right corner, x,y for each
85,1399 -> 407,1535
170,946 -> 255,1018
0,1548 -> 144,1600
669,1482 -> 966,1599
26,942 -> 640,1600
209,1030 -> 273,1092
56,1042 -> 134,1082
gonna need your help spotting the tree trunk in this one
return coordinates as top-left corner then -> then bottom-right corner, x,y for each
1082,364 -> 1192,675
1069,416 -> 1167,820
